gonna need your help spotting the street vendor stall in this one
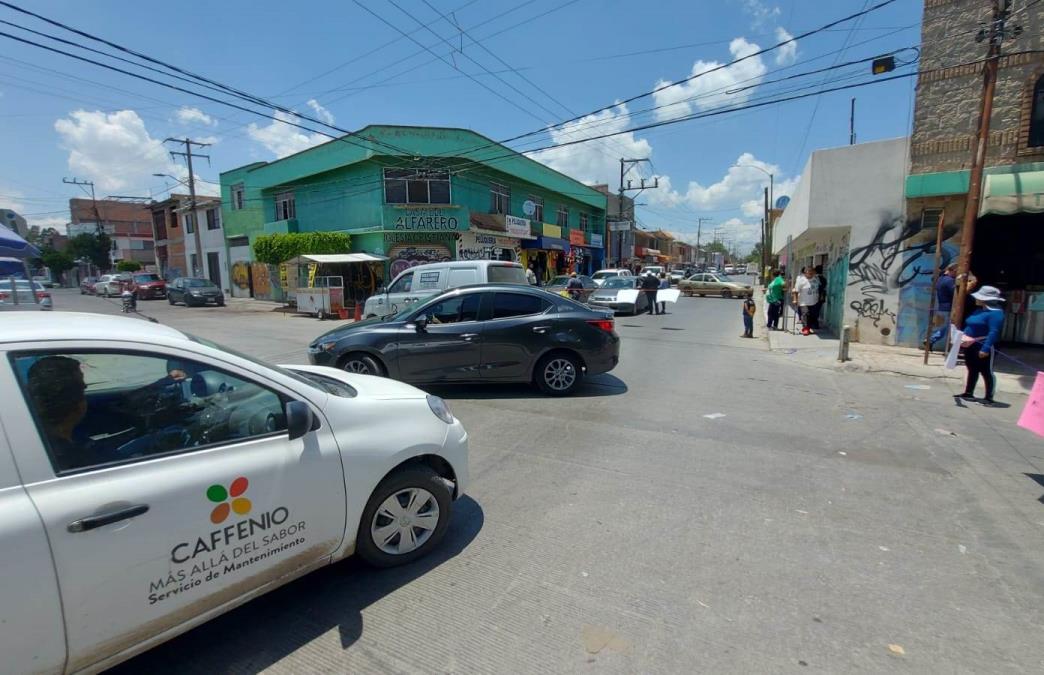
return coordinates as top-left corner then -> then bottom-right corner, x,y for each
285,253 -> 388,319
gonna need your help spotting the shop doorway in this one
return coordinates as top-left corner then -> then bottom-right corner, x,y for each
206,252 -> 221,287
972,213 -> 1044,345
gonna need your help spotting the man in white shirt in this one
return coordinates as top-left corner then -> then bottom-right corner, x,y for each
791,266 -> 820,335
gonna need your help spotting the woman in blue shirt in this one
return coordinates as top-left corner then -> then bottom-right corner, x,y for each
959,286 -> 1006,406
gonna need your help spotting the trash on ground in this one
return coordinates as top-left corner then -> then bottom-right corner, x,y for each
905,384 -> 931,390
887,644 -> 906,656
703,413 -> 726,419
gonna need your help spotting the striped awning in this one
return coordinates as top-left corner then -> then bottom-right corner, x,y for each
980,170 -> 1044,215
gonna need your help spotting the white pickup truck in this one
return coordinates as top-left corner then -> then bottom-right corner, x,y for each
0,313 -> 468,674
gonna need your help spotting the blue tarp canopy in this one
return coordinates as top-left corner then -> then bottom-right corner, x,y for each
0,226 -> 40,259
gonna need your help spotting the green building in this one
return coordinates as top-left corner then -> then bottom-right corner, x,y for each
220,125 -> 607,299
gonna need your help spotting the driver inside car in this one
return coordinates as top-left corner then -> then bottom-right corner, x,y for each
26,355 -> 99,470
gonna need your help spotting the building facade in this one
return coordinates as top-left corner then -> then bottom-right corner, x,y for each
177,196 -> 229,291
1,208 -> 29,237
221,126 -> 607,299
905,0 -> 1044,345
149,196 -> 187,279
69,198 -> 154,268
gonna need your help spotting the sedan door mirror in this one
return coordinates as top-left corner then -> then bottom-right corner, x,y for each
286,400 -> 314,441
377,286 -> 386,294
414,314 -> 429,332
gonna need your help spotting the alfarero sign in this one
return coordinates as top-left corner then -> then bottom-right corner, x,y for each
383,206 -> 468,231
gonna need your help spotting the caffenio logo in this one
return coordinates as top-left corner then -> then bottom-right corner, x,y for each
146,475 -> 307,606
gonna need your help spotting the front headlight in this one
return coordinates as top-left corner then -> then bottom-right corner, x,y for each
309,341 -> 336,353
427,395 -> 454,424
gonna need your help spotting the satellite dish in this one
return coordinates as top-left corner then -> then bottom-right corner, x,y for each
774,195 -> 791,210
522,200 -> 536,217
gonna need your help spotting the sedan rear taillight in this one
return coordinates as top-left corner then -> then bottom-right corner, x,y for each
36,292 -> 50,299
586,319 -> 615,333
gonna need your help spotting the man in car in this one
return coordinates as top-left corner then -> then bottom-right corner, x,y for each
148,359 -> 194,404
26,355 -> 91,468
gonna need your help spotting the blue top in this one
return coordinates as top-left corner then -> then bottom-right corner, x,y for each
935,274 -> 955,311
963,306 -> 1005,353
659,279 -> 669,289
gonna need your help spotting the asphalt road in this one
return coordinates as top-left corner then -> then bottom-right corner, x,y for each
53,288 -> 1044,673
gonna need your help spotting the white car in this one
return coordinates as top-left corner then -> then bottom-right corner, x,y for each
0,313 -> 469,674
94,273 -> 132,297
0,279 -> 52,310
591,268 -> 633,287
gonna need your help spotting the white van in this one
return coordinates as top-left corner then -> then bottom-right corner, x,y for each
364,260 -> 527,318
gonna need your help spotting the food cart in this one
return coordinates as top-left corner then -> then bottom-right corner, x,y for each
285,253 -> 388,319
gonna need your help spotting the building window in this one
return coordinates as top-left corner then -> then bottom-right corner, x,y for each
274,192 -> 296,221
579,212 -> 589,231
183,213 -> 194,234
190,253 -> 199,275
490,182 -> 510,214
556,205 -> 568,227
231,184 -> 244,210
1030,75 -> 1044,148
528,195 -> 544,223
383,168 -> 451,204
206,208 -> 220,230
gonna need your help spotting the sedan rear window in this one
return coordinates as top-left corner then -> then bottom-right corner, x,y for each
487,265 -> 527,284
491,292 -> 548,319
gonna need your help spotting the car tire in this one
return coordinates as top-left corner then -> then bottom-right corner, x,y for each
683,290 -> 693,297
216,299 -> 225,307
721,289 -> 732,299
355,466 -> 453,568
698,293 -> 706,297
535,351 -> 583,396
168,295 -> 176,305
341,353 -> 384,376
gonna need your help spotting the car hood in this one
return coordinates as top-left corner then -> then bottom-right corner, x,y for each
313,316 -> 390,344
284,364 -> 427,400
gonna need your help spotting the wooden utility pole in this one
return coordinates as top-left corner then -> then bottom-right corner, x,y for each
617,158 -> 658,268
165,138 -> 210,277
951,0 -> 1011,327
923,210 -> 947,364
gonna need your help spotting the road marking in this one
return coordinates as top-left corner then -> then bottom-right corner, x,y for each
703,413 -> 726,419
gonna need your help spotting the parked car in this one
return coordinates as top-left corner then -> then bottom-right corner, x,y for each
94,273 -> 132,297
168,277 -> 225,306
591,268 -> 633,287
310,285 -> 620,396
131,272 -> 168,300
79,276 -> 99,295
641,265 -> 665,277
668,269 -> 686,284
0,312 -> 469,674
0,279 -> 52,310
587,276 -> 651,315
545,274 -> 597,300
723,265 -> 736,275
364,260 -> 527,319
679,273 -> 754,298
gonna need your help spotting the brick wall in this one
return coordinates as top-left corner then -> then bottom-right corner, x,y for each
911,0 -> 1044,174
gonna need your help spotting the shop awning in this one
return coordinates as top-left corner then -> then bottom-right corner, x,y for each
980,170 -> 1044,215
521,236 -> 569,251
285,253 -> 388,265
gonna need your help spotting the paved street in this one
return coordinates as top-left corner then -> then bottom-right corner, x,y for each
53,288 -> 1044,673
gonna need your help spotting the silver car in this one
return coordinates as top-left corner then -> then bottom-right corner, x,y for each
587,276 -> 650,315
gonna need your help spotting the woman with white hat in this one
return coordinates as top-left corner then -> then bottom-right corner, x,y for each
958,285 -> 1005,406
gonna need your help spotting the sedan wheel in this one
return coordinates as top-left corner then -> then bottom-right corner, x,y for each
356,467 -> 452,567
536,352 -> 582,396
721,289 -> 732,299
342,353 -> 383,376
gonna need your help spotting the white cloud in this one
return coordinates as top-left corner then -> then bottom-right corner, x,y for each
740,0 -> 781,28
774,27 -> 797,65
175,106 -> 216,127
651,38 -> 768,122
248,109 -> 330,158
530,103 -> 652,186
193,135 -> 220,146
306,99 -> 335,126
55,110 -> 173,193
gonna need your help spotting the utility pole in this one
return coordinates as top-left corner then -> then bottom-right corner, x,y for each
696,217 -> 712,267
952,0 -> 1017,326
63,177 -> 102,234
849,98 -> 856,145
165,137 -> 210,277
617,158 -> 659,267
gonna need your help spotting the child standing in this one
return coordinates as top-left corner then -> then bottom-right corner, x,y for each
741,296 -> 756,338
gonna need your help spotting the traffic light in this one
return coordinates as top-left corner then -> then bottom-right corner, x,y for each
872,56 -> 896,75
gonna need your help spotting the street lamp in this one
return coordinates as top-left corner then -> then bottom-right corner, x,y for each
734,163 -> 774,284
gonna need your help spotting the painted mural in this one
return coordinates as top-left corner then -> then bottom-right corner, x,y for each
388,243 -> 453,278
249,262 -> 284,302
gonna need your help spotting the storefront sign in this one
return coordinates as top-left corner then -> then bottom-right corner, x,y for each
608,220 -> 631,232
384,206 -> 467,231
505,214 -> 532,238
590,233 -> 603,247
384,231 -> 450,244
457,232 -> 520,261
569,229 -> 586,246
542,223 -> 562,238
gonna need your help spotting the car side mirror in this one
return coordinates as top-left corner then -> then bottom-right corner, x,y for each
286,400 -> 314,441
414,314 -> 429,332
377,286 -> 386,294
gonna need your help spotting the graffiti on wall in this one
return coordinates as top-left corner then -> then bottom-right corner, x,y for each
231,261 -> 251,290
388,244 -> 452,278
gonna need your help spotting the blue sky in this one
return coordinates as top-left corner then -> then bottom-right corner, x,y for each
0,0 -> 922,251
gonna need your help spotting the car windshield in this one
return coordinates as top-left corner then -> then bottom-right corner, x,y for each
715,275 -> 736,283
185,278 -> 217,288
592,271 -> 617,280
134,274 -> 160,283
549,276 -> 571,286
487,265 -> 527,284
601,277 -> 634,289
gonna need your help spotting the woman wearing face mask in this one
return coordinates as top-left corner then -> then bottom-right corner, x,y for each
958,286 -> 1005,407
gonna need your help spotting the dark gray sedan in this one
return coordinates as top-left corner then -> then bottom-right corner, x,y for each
167,277 -> 225,307
308,284 -> 620,395
587,276 -> 650,315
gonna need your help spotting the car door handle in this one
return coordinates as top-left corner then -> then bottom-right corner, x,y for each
532,326 -> 551,334
461,333 -> 480,341
68,504 -> 149,532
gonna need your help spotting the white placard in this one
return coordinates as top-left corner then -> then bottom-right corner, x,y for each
616,289 -> 640,304
657,289 -> 681,303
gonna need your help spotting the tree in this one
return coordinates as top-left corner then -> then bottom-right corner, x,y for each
252,231 -> 351,265
746,242 -> 764,263
39,246 -> 75,276
66,232 -> 112,271
116,260 -> 142,272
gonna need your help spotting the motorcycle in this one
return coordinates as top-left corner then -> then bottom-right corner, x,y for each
121,288 -> 137,314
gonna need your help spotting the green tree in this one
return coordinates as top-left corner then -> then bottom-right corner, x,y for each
116,260 -> 142,272
39,246 -> 75,276
252,231 -> 351,264
745,242 -> 764,263
66,232 -> 112,271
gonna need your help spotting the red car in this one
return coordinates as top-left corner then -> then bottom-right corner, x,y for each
130,272 -> 167,300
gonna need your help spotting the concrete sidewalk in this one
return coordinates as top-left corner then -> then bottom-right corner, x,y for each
764,325 -> 1036,396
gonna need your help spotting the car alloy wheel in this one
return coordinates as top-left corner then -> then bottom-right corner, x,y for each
721,289 -> 732,299
370,487 -> 440,555
536,353 -> 582,396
